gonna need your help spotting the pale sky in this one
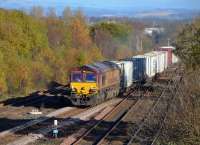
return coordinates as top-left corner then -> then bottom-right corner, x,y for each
1,0 -> 200,16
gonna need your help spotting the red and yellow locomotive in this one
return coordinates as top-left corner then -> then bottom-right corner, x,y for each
69,62 -> 120,106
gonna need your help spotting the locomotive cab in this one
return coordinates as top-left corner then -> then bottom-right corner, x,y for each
70,69 -> 98,105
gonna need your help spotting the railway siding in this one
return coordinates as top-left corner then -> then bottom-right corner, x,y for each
0,107 -> 75,140
5,98 -> 122,145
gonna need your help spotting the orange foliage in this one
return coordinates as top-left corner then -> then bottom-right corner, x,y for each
70,17 -> 92,49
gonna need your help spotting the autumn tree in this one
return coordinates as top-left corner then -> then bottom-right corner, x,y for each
0,9 -> 51,95
69,10 -> 92,49
175,18 -> 200,69
0,8 -> 103,98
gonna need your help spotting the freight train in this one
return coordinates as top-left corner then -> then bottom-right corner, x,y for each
68,46 -> 178,106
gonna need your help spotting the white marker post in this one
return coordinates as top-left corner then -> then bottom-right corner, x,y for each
53,120 -> 58,138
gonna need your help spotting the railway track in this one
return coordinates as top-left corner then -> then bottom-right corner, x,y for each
0,65 -> 182,145
0,106 -> 81,145
96,99 -> 156,145
57,87 -> 159,145
0,85 -> 73,144
68,99 -> 136,145
0,85 -> 70,131
125,68 -> 183,145
148,68 -> 184,145
22,87 -> 138,145
57,65 -> 181,145
2,98 -> 123,145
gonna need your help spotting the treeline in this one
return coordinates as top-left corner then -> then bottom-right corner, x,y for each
157,18 -> 200,145
0,8 -> 104,97
0,7 -> 141,98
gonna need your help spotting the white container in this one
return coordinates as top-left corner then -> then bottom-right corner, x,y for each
153,51 -> 166,73
144,52 -> 158,77
155,50 -> 168,69
163,51 -> 168,69
122,61 -> 133,88
162,51 -> 168,70
110,61 -> 133,88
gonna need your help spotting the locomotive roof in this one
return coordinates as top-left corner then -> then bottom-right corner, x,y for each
84,61 -> 119,73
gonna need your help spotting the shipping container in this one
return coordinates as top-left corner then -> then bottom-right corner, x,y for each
144,52 -> 158,77
153,51 -> 166,73
110,60 -> 133,89
157,46 -> 175,66
131,56 -> 146,82
163,51 -> 168,69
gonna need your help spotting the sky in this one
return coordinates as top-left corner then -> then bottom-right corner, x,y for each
0,0 -> 200,16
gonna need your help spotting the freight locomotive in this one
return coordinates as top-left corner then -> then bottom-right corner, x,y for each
68,46 -> 178,106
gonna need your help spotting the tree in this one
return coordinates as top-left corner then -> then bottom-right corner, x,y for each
63,7 -> 73,24
175,18 -> 200,69
0,8 -> 103,97
47,7 -> 57,18
0,51 -> 7,95
30,6 -> 44,18
91,22 -> 131,41
69,11 -> 92,49
90,22 -> 133,59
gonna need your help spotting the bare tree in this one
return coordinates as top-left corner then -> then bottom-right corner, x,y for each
47,7 -> 57,18
63,7 -> 73,24
30,6 -> 44,18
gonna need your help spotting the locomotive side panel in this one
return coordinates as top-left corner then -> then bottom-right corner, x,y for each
99,68 -> 120,100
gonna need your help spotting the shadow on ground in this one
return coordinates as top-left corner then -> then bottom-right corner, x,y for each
0,82 -> 72,109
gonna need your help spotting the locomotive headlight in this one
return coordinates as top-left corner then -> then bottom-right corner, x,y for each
71,86 -> 76,92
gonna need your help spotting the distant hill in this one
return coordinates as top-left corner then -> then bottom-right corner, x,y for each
85,8 -> 200,20
132,9 -> 200,20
